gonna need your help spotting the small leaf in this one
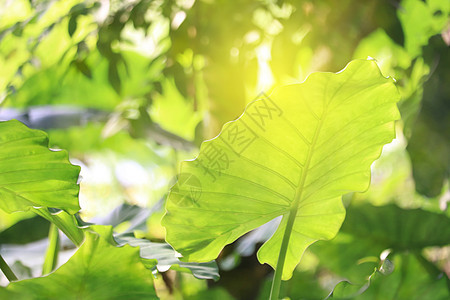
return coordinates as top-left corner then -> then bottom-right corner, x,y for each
68,15 -> 77,37
108,61 -> 121,94
73,59 -> 92,79
0,120 -> 80,214
162,59 -> 400,280
328,280 -> 367,299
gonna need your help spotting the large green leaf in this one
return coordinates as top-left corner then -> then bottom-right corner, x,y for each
162,59 -> 400,280
0,120 -> 80,214
5,228 -> 158,299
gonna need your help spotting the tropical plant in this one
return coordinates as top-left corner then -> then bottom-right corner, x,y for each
162,59 -> 400,299
0,0 -> 449,299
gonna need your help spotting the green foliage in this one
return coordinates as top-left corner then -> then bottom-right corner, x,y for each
0,120 -> 84,245
115,233 -> 220,281
163,59 -> 400,282
0,120 -> 80,214
0,215 -> 49,244
341,203 -> 450,250
398,0 -> 449,58
0,0 -> 448,298
407,37 -> 450,197
4,229 -> 158,300
313,202 -> 450,299
89,203 -> 220,281
327,252 -> 449,300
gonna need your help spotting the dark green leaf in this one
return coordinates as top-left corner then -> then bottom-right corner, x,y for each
68,15 -> 77,37
108,61 -> 121,94
407,37 -> 450,197
0,215 -> 49,244
341,203 -> 450,250
73,60 -> 92,79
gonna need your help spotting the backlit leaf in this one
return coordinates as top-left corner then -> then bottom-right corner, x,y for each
0,120 -> 80,214
162,59 -> 400,280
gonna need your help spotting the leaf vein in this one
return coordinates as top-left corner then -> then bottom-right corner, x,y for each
0,135 -> 46,147
196,165 -> 293,203
257,134 -> 305,169
315,101 -> 394,151
199,190 -> 289,208
237,155 -> 297,191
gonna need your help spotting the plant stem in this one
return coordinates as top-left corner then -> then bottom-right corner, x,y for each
42,223 -> 60,275
270,108 -> 326,299
0,254 -> 18,282
269,209 -> 297,300
33,208 -> 84,247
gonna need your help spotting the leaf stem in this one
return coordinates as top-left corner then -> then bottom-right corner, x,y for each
33,208 -> 84,247
269,209 -> 297,300
270,103 -> 326,299
42,223 -> 60,275
0,254 -> 18,282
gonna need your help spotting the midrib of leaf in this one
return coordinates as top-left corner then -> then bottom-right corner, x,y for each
271,67 -> 363,299
270,66 -> 357,299
270,104 -> 327,299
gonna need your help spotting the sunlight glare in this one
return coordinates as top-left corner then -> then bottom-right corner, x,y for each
256,43 -> 274,92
